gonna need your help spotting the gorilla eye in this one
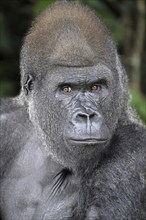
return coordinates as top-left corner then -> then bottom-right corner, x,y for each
91,84 -> 102,92
62,86 -> 72,93
23,74 -> 34,95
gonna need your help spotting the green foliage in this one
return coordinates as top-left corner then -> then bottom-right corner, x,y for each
130,90 -> 146,123
0,81 -> 16,98
0,15 -> 12,53
34,0 -> 55,15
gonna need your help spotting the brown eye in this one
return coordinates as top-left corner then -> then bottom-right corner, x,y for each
62,86 -> 72,93
91,84 -> 101,91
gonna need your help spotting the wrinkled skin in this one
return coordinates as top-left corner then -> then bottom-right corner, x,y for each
28,65 -> 117,170
0,2 -> 146,220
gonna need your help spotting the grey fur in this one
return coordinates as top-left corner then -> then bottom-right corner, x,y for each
0,2 -> 146,220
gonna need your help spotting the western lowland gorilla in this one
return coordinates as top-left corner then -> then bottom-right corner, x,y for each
0,1 -> 146,220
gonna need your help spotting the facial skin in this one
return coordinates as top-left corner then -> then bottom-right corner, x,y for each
24,63 -> 122,171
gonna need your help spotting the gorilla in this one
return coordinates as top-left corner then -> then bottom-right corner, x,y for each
0,1 -> 146,220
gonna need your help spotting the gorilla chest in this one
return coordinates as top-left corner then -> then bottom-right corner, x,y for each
1,174 -> 77,220
1,142 -> 78,220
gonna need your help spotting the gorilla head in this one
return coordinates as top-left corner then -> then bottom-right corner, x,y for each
20,2 -> 128,171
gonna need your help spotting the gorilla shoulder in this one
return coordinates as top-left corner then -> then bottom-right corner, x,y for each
0,98 -> 33,176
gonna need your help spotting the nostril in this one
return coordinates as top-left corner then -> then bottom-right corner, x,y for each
89,113 -> 95,119
76,112 -> 96,122
78,113 -> 87,119
77,113 -> 96,120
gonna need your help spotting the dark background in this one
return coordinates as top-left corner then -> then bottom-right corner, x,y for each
0,0 -> 145,122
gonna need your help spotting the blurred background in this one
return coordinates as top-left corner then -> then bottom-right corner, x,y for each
0,0 -> 145,123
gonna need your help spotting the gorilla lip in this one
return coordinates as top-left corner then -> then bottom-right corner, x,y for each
68,138 -> 107,144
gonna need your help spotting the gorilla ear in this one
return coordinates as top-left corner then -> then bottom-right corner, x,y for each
23,74 -> 34,96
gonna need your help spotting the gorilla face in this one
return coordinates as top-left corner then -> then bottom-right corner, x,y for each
55,66 -> 111,145
20,2 -> 126,169
24,63 -> 121,168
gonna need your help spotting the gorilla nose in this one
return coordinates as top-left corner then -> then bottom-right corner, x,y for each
77,112 -> 96,123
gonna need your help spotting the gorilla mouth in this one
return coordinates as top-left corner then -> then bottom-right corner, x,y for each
68,138 -> 107,145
